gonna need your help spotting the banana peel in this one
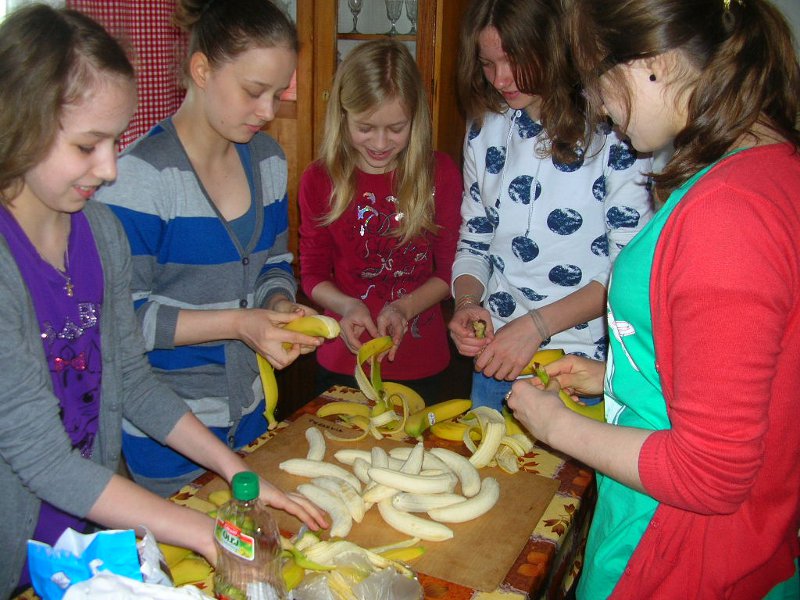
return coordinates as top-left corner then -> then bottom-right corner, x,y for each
169,555 -> 213,586
430,419 -> 482,442
534,366 -> 605,421
260,314 -> 341,429
378,546 -> 426,563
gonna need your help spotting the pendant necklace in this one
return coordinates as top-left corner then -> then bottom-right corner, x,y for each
55,248 -> 74,297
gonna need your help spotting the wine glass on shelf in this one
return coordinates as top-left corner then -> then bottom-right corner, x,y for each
347,0 -> 363,34
404,0 -> 417,34
385,0 -> 403,36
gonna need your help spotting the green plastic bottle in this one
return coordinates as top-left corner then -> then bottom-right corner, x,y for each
213,472 -> 286,600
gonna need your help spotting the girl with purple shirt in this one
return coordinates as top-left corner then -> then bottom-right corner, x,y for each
0,5 -> 325,595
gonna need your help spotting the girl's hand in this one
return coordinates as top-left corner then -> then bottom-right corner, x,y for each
237,309 -> 320,368
258,477 -> 329,531
540,355 -> 606,398
475,313 -> 541,381
271,298 -> 318,317
505,378 -> 567,445
377,304 -> 408,361
448,304 -> 493,357
339,299 -> 380,354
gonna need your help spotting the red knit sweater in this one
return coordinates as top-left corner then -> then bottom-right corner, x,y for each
611,145 -> 800,598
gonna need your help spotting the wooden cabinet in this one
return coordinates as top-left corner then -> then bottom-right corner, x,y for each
265,0 -> 469,263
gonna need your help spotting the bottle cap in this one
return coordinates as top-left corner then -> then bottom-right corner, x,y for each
231,471 -> 260,501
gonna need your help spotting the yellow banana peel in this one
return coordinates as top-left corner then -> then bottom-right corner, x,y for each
169,555 -> 213,586
404,398 -> 472,438
281,557 -> 305,590
378,546 -> 426,563
354,335 -> 394,403
316,401 -> 372,419
207,488 -> 231,508
533,366 -> 605,422
260,315 -> 341,429
158,542 -> 193,568
518,348 -> 566,376
383,381 -> 426,414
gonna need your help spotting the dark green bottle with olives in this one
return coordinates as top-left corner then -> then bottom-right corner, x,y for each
213,472 -> 286,600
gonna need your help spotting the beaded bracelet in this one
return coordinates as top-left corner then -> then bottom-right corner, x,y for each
528,308 -> 550,341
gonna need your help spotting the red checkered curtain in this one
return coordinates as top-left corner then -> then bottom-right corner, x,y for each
67,0 -> 187,149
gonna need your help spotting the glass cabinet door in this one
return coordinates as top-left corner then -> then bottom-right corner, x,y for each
335,0 -> 419,63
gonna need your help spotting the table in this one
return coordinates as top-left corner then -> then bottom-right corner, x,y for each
16,385 -> 595,599
175,386 -> 596,599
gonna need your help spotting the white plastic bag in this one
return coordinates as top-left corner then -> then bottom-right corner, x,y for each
62,571 -> 208,599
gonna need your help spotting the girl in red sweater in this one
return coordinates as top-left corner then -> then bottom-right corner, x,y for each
298,40 -> 462,403
507,0 -> 800,597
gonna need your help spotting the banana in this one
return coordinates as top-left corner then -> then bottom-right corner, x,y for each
283,314 -> 341,341
382,381 -> 426,414
367,467 -> 457,495
518,348 -> 566,376
362,442 -> 425,504
428,447 -> 481,497
388,446 -> 451,473
354,336 -> 394,402
260,315 -> 340,429
297,483 -> 353,538
351,457 -> 372,484
258,353 -> 280,430
392,492 -> 467,513
316,401 -> 371,419
377,498 -> 454,542
430,419 -> 482,442
333,448 -> 373,466
305,426 -> 326,461
404,398 -> 473,438
427,477 -> 500,523
311,476 -> 366,523
278,458 -> 362,493
169,555 -> 213,586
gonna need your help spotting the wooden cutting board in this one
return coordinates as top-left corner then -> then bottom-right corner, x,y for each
195,413 -> 559,592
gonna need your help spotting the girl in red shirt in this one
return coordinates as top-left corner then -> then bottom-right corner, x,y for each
299,40 -> 462,403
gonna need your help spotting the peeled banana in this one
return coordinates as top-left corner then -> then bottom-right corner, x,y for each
427,477 -> 500,523
377,498 -> 454,542
260,314 -> 341,429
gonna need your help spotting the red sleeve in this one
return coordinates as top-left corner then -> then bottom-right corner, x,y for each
298,161 -> 335,298
639,167 -> 797,514
430,152 -> 463,288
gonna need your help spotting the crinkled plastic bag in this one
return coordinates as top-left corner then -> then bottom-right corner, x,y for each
27,528 -> 142,600
292,557 -> 422,600
62,571 -> 207,599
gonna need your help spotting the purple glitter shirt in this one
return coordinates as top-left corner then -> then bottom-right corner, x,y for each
0,207 -> 103,587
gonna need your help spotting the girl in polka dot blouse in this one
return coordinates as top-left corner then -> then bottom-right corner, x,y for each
449,0 -> 654,410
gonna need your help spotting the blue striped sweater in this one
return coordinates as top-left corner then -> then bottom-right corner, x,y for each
96,118 -> 295,484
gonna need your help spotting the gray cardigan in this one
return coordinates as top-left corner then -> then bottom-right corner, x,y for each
0,202 -> 190,596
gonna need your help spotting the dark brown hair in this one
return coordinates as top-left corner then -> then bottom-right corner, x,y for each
457,0 -> 587,164
0,4 -> 134,203
569,0 -> 800,198
174,0 -> 297,77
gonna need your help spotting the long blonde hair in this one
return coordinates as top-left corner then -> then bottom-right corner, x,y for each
319,39 -> 436,244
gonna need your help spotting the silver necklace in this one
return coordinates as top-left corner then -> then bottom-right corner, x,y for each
54,249 -> 74,297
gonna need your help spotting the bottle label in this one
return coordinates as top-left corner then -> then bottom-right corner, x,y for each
214,518 -> 256,561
